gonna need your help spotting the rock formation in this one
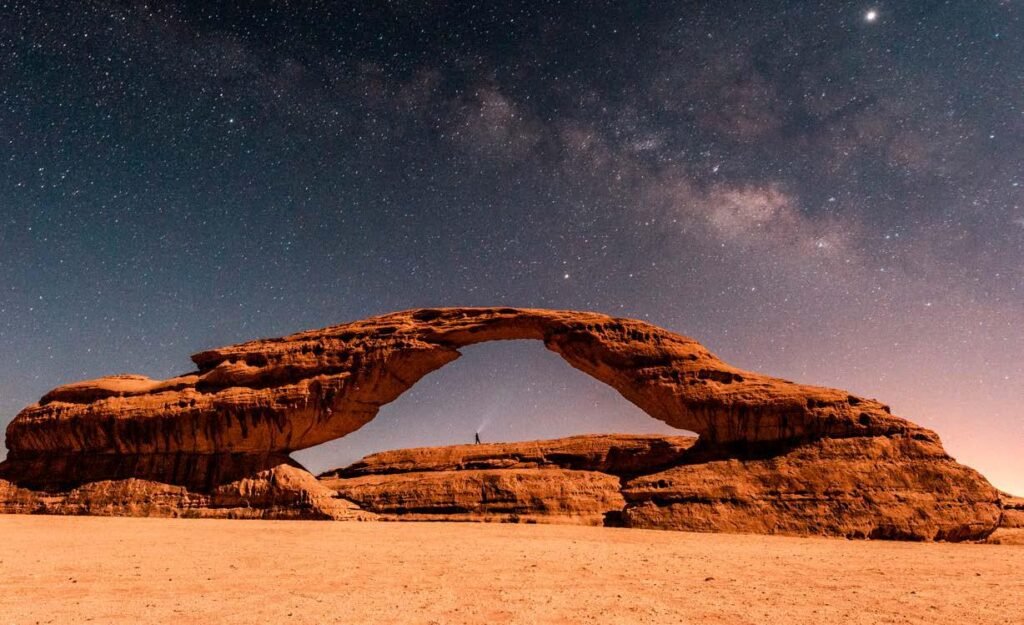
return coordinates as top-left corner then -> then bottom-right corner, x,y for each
999,492 -> 1024,529
0,462 -> 373,520
320,435 -> 695,525
0,307 -> 1003,539
326,468 -> 624,525
621,436 -> 1000,541
323,433 -> 697,479
319,434 -> 1002,540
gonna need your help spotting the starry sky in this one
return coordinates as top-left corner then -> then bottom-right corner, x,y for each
1,2 -> 1021,491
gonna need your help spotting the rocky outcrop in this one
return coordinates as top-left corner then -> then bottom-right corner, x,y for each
320,435 -> 694,525
324,468 -> 624,525
1000,492 -> 1024,529
323,434 -> 697,478
0,463 -> 373,520
987,494 -> 1024,545
621,436 -> 1000,541
319,434 -> 1001,539
0,307 -> 1003,539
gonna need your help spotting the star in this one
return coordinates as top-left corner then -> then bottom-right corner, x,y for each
865,9 -> 878,23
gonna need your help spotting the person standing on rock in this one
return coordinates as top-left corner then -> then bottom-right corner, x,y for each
475,432 -> 481,444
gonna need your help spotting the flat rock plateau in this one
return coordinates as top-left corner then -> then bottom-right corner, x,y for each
0,515 -> 1020,625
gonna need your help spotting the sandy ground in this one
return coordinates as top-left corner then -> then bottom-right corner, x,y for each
0,516 -> 1020,625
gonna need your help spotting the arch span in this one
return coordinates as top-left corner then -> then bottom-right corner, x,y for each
291,337 -> 680,473
0,307 -> 1004,541
6,307 -> 923,463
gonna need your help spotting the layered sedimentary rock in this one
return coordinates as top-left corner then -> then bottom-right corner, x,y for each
319,434 -> 1000,539
325,468 -> 624,525
321,435 -> 694,525
621,436 -> 1000,541
1000,493 -> 1024,529
0,307 -> 1003,539
0,463 -> 373,520
987,493 -> 1024,545
323,434 -> 697,478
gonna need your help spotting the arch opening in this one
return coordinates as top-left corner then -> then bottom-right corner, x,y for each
291,340 -> 692,476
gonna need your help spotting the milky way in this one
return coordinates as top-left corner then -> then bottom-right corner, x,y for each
1,2 -> 1021,490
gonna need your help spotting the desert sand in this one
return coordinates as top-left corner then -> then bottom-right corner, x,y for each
0,516 -> 1020,625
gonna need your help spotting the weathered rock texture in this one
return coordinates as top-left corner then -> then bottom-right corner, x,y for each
0,463 -> 373,520
321,435 -> 693,525
319,434 -> 1000,539
4,308 -> 920,460
323,434 -> 697,479
999,493 -> 1024,529
621,437 -> 1000,541
0,307 -> 1002,539
326,468 -> 624,525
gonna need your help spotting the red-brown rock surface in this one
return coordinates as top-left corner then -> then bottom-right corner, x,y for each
0,307 -> 1003,539
319,435 -> 695,525
318,434 -> 1001,538
621,436 -> 1001,540
4,307 -> 920,460
999,492 -> 1024,529
323,434 -> 697,478
324,468 -> 624,525
0,464 -> 373,520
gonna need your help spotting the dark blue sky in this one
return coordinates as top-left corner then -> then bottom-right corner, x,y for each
1,1 -> 1021,491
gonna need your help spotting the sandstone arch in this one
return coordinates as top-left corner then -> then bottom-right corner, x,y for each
5,307 -> 917,458
0,307 -> 1005,539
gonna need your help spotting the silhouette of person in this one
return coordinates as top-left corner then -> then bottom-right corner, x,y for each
475,432 -> 481,444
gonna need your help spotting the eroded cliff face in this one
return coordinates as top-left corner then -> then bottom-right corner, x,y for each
0,307 -> 1003,539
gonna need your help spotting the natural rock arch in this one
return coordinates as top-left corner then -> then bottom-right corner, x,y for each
0,307 -> 1005,540
5,307 -> 918,461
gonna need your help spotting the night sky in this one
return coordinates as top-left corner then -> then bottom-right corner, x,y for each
1,2 -> 1021,492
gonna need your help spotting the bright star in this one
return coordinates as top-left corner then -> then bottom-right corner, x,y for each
865,9 -> 878,22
